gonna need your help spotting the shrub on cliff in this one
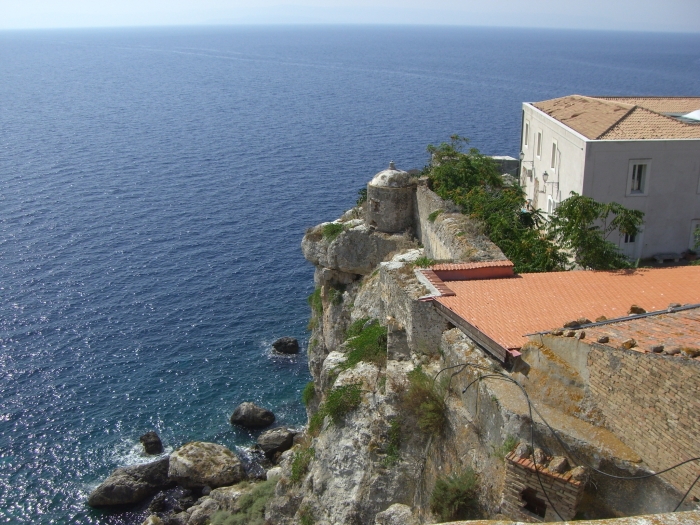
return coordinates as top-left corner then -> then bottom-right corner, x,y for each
402,366 -> 447,436
322,222 -> 345,241
308,383 -> 363,435
430,468 -> 479,521
340,319 -> 387,370
290,445 -> 315,483
302,381 -> 315,406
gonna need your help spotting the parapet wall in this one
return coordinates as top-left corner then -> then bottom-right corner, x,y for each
587,344 -> 700,501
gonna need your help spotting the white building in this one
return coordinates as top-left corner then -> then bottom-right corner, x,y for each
520,95 -> 700,259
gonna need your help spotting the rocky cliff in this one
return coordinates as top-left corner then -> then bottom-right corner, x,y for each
264,180 -> 700,525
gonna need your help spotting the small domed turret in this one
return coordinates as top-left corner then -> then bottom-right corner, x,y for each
366,161 -> 415,234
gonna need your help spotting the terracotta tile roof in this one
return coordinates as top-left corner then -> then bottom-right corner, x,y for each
532,95 -> 700,140
430,261 -> 514,271
578,308 -> 700,356
434,266 -> 700,350
597,97 -> 700,114
419,269 -> 455,297
599,106 -> 700,140
533,95 -> 633,140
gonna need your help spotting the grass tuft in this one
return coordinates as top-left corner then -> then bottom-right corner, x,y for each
290,446 -> 315,484
382,417 -> 401,467
414,256 -> 435,268
302,381 -> 315,407
493,435 -> 519,460
307,287 -> 323,316
401,366 -> 447,436
209,476 -> 279,525
308,383 -> 363,436
430,468 -> 479,522
428,209 -> 443,223
340,320 -> 387,370
322,223 -> 345,241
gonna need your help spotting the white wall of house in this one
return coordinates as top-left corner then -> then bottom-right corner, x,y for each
584,140 -> 700,259
521,104 -> 586,214
521,103 -> 700,259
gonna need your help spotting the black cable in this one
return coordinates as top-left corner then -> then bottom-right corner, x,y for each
432,361 -> 700,515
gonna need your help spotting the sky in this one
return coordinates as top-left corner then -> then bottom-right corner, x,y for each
1,0 -> 698,33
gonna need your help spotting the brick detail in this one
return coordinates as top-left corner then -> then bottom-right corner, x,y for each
588,347 -> 700,500
501,453 -> 584,522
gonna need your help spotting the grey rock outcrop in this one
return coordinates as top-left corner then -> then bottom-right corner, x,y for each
302,222 -> 416,276
88,457 -> 173,507
168,442 -> 246,489
230,402 -> 275,428
374,503 -> 419,525
140,431 -> 164,455
272,337 -> 300,354
257,427 -> 296,460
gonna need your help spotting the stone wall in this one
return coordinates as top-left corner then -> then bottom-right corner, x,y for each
413,183 -> 506,262
502,453 -> 585,522
587,345 -> 700,501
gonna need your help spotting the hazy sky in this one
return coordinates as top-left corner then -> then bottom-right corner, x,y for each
1,0 -> 699,32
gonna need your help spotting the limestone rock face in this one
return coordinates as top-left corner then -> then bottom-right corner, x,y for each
168,442 -> 246,489
230,402 -> 275,428
302,222 -> 416,276
257,427 -> 296,460
374,503 -> 419,525
88,457 -> 172,507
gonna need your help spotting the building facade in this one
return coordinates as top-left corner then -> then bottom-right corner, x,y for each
520,96 -> 700,259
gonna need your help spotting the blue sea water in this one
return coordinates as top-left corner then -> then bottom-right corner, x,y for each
0,25 -> 698,523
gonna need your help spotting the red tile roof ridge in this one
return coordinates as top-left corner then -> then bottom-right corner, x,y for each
430,260 -> 514,271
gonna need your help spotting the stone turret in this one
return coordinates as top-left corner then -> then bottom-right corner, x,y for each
366,161 -> 414,234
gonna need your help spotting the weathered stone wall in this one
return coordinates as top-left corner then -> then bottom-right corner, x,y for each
587,345 -> 700,501
413,183 -> 506,262
502,454 -> 584,522
367,184 -> 415,233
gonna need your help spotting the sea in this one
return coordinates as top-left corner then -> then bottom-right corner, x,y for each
0,25 -> 698,524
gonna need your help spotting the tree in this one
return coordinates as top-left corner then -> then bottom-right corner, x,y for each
548,192 -> 644,270
424,137 -> 644,273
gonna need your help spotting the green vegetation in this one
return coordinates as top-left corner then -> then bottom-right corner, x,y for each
328,284 -> 345,305
549,192 -> 644,270
414,256 -> 435,268
302,381 -> 315,407
290,446 -> 315,484
299,506 -> 315,525
357,187 -> 368,206
345,317 -> 370,339
322,222 -> 345,241
425,135 -> 644,272
402,366 -> 447,436
382,417 -> 402,467
428,209 -> 443,222
430,468 -> 480,522
493,435 -> 519,460
308,287 -> 323,316
339,319 -> 388,370
209,477 -> 279,525
308,383 -> 364,435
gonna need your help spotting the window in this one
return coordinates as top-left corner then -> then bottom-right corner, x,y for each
624,233 -> 636,244
626,160 -> 650,196
524,121 -> 530,147
547,196 -> 556,215
536,131 -> 542,158
550,141 -> 557,170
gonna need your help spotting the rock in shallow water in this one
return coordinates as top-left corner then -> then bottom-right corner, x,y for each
230,402 -> 275,428
272,336 -> 299,354
257,427 -> 296,460
140,431 -> 164,455
168,441 -> 246,489
88,456 -> 173,507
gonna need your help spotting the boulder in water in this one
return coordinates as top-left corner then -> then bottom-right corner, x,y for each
257,427 -> 296,460
168,441 -> 246,489
140,431 -> 164,455
88,456 -> 173,507
230,402 -> 275,428
272,337 -> 300,354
